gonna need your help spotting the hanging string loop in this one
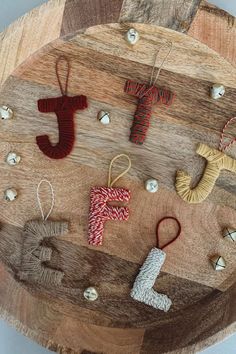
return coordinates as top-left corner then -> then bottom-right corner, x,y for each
55,56 -> 71,96
150,40 -> 173,87
36,179 -> 55,221
156,216 -> 181,250
108,154 -> 131,188
219,117 -> 236,152
139,40 -> 173,100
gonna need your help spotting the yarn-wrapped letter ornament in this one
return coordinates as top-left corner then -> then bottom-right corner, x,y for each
37,56 -> 88,159
131,217 -> 181,312
124,81 -> 174,145
176,143 -> 236,203
19,219 -> 68,285
176,118 -> 236,203
18,180 -> 69,285
88,154 -> 131,246
124,41 -> 175,145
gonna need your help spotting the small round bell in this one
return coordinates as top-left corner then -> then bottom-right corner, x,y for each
4,188 -> 18,202
210,255 -> 226,271
97,110 -> 110,125
145,178 -> 159,193
6,152 -> 21,166
125,28 -> 140,46
210,84 -> 225,99
83,287 -> 98,301
0,105 -> 14,120
222,227 -> 236,242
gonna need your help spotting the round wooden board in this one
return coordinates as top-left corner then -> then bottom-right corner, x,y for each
0,1 -> 235,354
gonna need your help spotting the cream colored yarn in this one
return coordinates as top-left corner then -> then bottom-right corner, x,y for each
175,143 -> 236,203
130,248 -> 172,312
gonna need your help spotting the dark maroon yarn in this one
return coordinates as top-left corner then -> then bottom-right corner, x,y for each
36,56 -> 88,159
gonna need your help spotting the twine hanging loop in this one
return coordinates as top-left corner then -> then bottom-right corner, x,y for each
55,56 -> 71,96
36,179 -> 55,221
108,154 -> 131,188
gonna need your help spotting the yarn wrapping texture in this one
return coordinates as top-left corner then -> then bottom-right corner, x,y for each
18,219 -> 69,285
131,247 -> 172,312
175,143 -> 236,203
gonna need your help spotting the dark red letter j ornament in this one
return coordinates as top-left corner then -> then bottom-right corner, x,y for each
36,56 -> 88,159
124,41 -> 175,145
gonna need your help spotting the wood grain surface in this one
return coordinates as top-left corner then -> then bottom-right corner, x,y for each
0,1 -> 235,354
189,0 -> 236,66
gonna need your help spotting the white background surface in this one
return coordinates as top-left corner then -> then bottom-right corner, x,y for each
0,1 -> 235,353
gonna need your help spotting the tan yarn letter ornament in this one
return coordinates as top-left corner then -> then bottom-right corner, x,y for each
18,180 -> 69,285
175,117 -> 236,204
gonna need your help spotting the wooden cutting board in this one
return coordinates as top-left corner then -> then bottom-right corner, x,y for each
0,1 -> 235,353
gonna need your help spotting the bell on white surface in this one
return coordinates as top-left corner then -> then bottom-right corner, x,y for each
125,28 -> 140,45
210,84 -> 225,99
222,227 -> 236,242
83,287 -> 98,301
4,188 -> 18,201
97,110 -> 110,125
6,152 -> 21,166
145,178 -> 159,193
0,105 -> 14,120
210,255 -> 226,271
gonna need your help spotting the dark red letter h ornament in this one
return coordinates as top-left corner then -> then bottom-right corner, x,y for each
37,56 -> 88,159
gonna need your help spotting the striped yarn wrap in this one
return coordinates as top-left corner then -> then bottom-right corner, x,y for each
125,80 -> 175,145
88,186 -> 131,246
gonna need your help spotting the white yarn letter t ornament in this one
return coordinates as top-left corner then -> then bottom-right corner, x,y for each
131,248 -> 172,312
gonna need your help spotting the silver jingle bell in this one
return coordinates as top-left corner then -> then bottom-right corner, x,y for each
0,105 -> 14,120
210,255 -> 226,271
83,287 -> 98,301
6,152 -> 21,166
222,227 -> 236,242
145,178 -> 159,193
97,110 -> 110,125
210,84 -> 225,99
125,28 -> 140,46
4,188 -> 18,202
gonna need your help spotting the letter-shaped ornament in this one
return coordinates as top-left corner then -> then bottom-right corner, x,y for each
175,143 -> 236,203
124,80 -> 175,145
131,216 -> 181,311
36,56 -> 88,159
18,219 -> 69,285
88,187 -> 130,246
131,248 -> 172,312
124,41 -> 175,145
88,154 -> 131,246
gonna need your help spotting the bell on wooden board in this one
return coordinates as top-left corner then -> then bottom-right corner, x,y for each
210,84 -> 225,99
6,152 -> 21,166
4,188 -> 18,201
97,110 -> 110,125
0,105 -> 14,120
222,227 -> 236,242
83,287 -> 98,301
125,28 -> 140,45
145,178 -> 159,193
210,255 -> 226,271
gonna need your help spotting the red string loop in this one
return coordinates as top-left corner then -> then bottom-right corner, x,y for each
156,216 -> 181,250
55,56 -> 71,96
219,117 -> 236,152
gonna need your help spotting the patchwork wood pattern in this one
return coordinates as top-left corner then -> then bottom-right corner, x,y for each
0,1 -> 235,353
